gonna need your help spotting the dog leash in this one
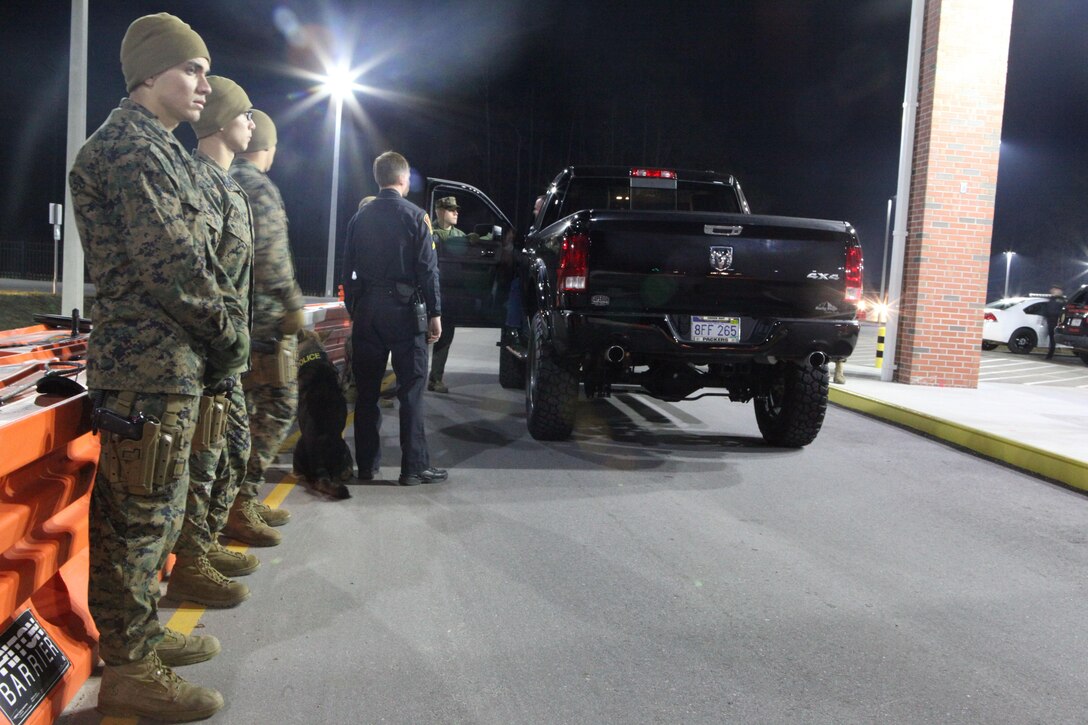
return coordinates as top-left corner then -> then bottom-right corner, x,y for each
0,361 -> 86,407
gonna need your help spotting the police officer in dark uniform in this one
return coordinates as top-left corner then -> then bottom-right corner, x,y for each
1044,285 -> 1066,360
341,151 -> 449,485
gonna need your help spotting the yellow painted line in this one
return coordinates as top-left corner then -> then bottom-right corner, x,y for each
164,605 -> 205,636
263,479 -> 296,509
158,454 -> 312,652
829,386 -> 1088,491
280,428 -> 300,450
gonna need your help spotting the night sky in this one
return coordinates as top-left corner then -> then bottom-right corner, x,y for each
2,0 -> 1085,299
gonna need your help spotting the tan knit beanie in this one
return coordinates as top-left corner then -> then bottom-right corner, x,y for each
190,76 -> 252,139
248,110 -> 278,151
121,13 -> 210,92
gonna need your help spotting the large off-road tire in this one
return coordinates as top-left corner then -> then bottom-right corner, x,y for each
1007,328 -> 1036,354
753,361 -> 829,447
525,313 -> 579,440
499,344 -> 525,389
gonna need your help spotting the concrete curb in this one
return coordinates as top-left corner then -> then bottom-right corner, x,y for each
829,386 -> 1087,491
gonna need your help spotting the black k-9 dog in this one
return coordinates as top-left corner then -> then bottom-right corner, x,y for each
293,329 -> 354,499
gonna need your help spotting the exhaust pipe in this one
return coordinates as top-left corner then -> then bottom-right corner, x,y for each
606,345 -> 626,364
808,351 -> 828,367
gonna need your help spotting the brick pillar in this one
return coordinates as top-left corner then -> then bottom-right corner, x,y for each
894,0 -> 1014,387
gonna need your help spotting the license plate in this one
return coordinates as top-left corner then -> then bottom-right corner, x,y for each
1072,318 -> 1083,327
691,316 -> 741,343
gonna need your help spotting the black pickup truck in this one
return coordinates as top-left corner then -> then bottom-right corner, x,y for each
419,166 -> 862,447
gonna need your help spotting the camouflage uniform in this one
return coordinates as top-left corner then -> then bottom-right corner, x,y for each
174,151 -> 254,559
429,223 -> 465,388
68,98 -> 238,665
230,156 -> 303,499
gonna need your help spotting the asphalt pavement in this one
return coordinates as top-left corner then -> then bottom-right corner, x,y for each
53,324 -> 1088,724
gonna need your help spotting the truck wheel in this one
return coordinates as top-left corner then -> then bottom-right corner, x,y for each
1077,351 -> 1088,367
753,361 -> 829,447
499,344 -> 525,389
1007,328 -> 1036,354
526,313 -> 579,440
981,341 -> 999,351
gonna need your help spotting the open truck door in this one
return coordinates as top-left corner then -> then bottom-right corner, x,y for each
416,178 -> 512,328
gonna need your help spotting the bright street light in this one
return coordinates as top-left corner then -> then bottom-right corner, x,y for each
1003,250 -> 1016,298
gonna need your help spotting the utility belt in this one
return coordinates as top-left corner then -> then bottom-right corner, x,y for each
92,390 -> 186,496
362,280 -> 427,333
362,280 -> 413,302
190,377 -> 234,453
247,337 -> 297,387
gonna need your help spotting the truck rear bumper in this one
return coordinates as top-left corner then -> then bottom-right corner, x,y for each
1055,331 -> 1087,351
547,312 -> 859,364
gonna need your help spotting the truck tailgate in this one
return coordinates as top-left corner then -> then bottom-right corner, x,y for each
581,210 -> 858,319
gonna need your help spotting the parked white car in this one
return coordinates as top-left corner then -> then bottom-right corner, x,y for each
982,296 -> 1050,354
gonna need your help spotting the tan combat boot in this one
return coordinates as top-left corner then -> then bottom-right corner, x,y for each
252,499 -> 291,527
167,554 -> 250,608
222,498 -> 282,546
206,540 -> 260,577
155,627 -> 220,667
97,651 -> 224,721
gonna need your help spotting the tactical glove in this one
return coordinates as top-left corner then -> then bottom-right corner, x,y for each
280,308 -> 305,335
205,327 -> 251,386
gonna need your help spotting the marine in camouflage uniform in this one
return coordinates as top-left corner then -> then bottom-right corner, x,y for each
428,195 -> 467,393
67,12 -> 241,721
168,76 -> 257,608
228,109 -> 304,546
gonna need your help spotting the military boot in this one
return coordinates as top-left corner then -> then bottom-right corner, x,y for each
155,627 -> 220,667
222,498 -> 282,547
252,499 -> 291,527
97,651 -> 224,722
167,554 -> 250,608
206,541 -> 260,577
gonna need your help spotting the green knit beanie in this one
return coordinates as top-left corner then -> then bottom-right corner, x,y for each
248,110 -> 278,152
190,76 -> 252,139
121,13 -> 210,92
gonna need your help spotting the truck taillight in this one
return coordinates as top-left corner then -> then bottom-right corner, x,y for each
558,231 -> 589,292
984,312 -> 997,322
844,243 -> 863,303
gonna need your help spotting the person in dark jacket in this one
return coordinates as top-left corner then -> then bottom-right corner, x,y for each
1044,286 -> 1066,359
341,151 -> 448,486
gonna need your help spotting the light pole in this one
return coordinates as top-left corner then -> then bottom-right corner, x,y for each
879,195 -> 895,305
1003,250 -> 1016,298
321,66 -> 359,298
324,92 -> 345,297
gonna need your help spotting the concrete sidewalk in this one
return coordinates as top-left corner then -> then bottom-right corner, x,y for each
831,362 -> 1087,491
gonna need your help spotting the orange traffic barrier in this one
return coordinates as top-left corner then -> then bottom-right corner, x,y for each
0,389 -> 98,724
0,324 -> 87,367
310,301 -> 352,370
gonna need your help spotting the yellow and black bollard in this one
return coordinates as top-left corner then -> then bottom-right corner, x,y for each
875,325 -> 886,370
